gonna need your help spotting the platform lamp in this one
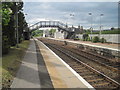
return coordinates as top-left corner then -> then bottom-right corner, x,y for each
24,13 -> 30,28
24,13 -> 31,39
23,13 -> 28,31
88,12 -> 93,40
118,1 -> 120,30
70,13 -> 74,27
99,14 -> 104,38
66,23 -> 68,28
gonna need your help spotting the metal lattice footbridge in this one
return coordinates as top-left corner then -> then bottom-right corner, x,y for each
29,21 -> 75,32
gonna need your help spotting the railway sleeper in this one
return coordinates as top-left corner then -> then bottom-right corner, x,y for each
113,65 -> 120,68
78,72 -> 95,76
75,69 -> 91,72
74,48 -> 115,64
67,62 -> 77,64
74,68 -> 89,72
70,65 -> 84,69
103,62 -> 119,67
81,50 -> 113,62
82,74 -> 99,79
72,67 -> 87,70
88,79 -> 108,85
68,62 -> 79,65
92,82 -> 116,88
87,78 -> 103,83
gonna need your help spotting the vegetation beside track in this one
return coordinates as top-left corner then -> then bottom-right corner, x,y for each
1,40 -> 30,88
32,30 -> 43,37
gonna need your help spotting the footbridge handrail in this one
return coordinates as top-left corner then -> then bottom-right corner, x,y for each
29,21 -> 70,32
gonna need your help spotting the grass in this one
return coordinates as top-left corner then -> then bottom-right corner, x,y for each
1,40 -> 30,88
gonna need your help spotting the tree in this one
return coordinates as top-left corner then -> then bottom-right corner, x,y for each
2,2 -> 28,54
2,2 -> 12,25
32,30 -> 43,37
2,2 -> 13,54
82,33 -> 89,41
49,29 -> 56,37
92,36 -> 100,43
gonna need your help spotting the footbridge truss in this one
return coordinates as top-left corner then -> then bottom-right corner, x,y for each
29,21 -> 75,32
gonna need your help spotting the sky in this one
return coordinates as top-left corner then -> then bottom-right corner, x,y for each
23,1 -> 119,30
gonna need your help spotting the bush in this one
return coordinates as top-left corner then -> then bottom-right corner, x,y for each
74,38 -> 79,40
83,33 -> 89,41
92,36 -> 100,43
87,36 -> 91,41
2,36 -> 10,54
74,36 -> 79,40
100,38 -> 106,43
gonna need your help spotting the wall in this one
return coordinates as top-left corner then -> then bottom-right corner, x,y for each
76,34 -> 120,43
43,30 -> 50,37
54,31 -> 65,39
54,31 -> 68,39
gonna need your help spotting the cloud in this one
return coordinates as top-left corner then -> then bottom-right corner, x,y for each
24,2 -> 118,29
28,18 -> 46,23
23,0 -> 119,2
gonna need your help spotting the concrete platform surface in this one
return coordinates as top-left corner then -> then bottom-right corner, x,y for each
35,38 -> 94,89
11,38 -> 95,89
11,39 -> 41,88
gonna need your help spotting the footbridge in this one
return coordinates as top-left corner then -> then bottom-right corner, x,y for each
29,21 -> 82,39
29,21 -> 75,32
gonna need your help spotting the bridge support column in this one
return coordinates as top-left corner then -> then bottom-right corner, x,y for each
40,22 -> 42,26
23,27 -> 30,40
45,21 -> 46,26
49,21 -> 51,26
23,31 -> 30,40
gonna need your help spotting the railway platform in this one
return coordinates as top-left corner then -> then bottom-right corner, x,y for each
47,38 -> 119,58
11,38 -> 94,89
49,38 -> 119,51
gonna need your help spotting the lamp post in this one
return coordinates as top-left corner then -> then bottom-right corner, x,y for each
118,1 -> 120,29
99,14 -> 104,38
15,2 -> 19,48
88,12 -> 93,40
70,13 -> 74,26
24,13 -> 30,28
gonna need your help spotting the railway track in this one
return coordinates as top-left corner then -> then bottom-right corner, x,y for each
49,43 -> 119,83
61,45 -> 120,72
39,38 -> 119,69
73,47 -> 120,69
39,40 -> 120,77
38,39 -> 120,89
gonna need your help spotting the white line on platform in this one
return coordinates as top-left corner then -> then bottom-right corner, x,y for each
35,38 -> 95,90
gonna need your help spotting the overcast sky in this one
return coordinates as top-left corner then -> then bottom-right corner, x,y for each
23,1 -> 119,30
